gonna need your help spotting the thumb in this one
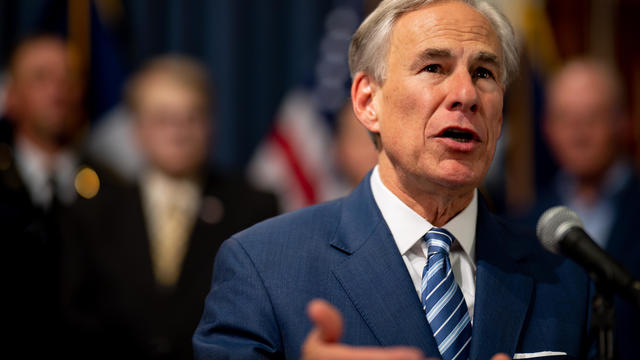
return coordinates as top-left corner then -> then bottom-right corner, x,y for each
307,298 -> 344,343
490,353 -> 511,360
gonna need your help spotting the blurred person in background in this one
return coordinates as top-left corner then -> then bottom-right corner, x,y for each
0,33 -> 86,356
522,58 -> 640,360
0,34 -> 85,211
333,99 -> 379,191
60,56 -> 279,359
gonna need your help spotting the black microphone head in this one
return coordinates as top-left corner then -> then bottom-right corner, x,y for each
536,206 -> 584,254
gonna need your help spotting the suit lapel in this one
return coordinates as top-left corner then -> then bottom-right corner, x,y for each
329,175 -> 440,356
469,199 -> 534,360
127,186 -> 159,291
330,177 -> 537,357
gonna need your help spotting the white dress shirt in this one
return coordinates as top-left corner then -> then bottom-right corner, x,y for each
14,136 -> 78,209
556,161 -> 632,249
370,166 -> 477,321
140,169 -> 202,287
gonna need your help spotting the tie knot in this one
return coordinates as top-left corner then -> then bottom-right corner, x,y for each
424,227 -> 454,255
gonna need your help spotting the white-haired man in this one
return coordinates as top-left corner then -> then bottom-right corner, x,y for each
193,1 -> 590,359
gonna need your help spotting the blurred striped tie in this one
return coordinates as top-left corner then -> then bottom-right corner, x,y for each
421,228 -> 472,360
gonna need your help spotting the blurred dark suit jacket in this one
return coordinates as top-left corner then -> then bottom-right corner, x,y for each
60,170 -> 279,360
0,119 -> 72,357
519,174 -> 640,360
0,117 -> 89,359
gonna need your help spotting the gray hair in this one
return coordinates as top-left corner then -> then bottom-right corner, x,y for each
348,0 -> 519,86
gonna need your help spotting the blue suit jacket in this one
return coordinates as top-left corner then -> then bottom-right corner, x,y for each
194,174 -> 590,359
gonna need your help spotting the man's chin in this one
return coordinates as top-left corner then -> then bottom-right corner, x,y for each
428,169 -> 481,194
433,160 -> 482,183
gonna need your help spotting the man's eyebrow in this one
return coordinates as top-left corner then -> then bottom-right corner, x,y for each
410,48 -> 452,70
421,48 -> 452,59
472,51 -> 500,68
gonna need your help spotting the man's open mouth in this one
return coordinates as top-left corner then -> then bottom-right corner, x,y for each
436,128 -> 478,143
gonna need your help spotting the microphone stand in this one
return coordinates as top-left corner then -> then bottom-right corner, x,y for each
585,282 -> 615,360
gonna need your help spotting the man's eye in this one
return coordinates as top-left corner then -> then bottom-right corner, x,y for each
474,67 -> 495,80
423,64 -> 442,73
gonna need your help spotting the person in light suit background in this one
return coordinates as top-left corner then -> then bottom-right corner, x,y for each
520,58 -> 640,360
60,56 -> 279,359
193,0 -> 591,359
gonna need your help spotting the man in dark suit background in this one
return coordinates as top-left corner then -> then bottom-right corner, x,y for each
60,56 -> 279,359
0,34 -> 87,356
194,0 -> 591,359
521,58 -> 640,360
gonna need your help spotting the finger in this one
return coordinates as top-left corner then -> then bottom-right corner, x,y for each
490,353 -> 512,360
307,298 -> 344,343
306,343 -> 425,360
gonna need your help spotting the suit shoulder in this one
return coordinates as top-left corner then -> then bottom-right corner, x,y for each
491,212 -> 587,281
231,198 -> 343,248
492,213 -> 539,247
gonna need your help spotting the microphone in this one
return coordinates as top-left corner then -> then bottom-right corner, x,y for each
536,206 -> 640,309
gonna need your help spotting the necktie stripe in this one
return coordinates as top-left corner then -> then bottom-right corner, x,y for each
426,239 -> 450,253
421,228 -> 471,360
430,291 -> 466,339
450,336 -> 472,360
426,277 -> 457,322
425,268 -> 452,300
424,266 -> 456,306
425,258 -> 445,281
429,230 -> 453,243
439,312 -> 471,354
434,297 -> 465,337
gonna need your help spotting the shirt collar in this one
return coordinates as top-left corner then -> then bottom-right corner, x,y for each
556,160 -> 632,204
141,168 -> 202,211
14,135 -> 79,205
370,165 -> 477,264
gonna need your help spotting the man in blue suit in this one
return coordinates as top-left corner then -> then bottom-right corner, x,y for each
194,0 -> 591,359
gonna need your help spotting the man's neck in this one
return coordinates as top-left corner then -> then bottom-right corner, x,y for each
577,162 -> 630,205
16,126 -> 65,157
573,181 -> 601,205
143,166 -> 202,186
378,161 -> 475,227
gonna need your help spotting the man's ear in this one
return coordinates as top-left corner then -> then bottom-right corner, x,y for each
350,72 -> 380,135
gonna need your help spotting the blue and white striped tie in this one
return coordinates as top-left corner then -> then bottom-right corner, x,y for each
421,228 -> 472,360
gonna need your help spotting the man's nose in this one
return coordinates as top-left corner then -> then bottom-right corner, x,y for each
446,70 -> 479,114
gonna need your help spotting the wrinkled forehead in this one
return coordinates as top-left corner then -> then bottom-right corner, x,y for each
390,2 -> 502,63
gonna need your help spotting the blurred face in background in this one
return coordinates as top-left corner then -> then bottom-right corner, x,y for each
334,102 -> 379,187
545,62 -> 623,182
134,73 -> 211,178
6,36 -> 83,147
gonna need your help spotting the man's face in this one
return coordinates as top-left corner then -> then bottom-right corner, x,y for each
135,75 -> 210,178
8,39 -> 81,142
545,65 -> 620,181
371,1 -> 504,195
